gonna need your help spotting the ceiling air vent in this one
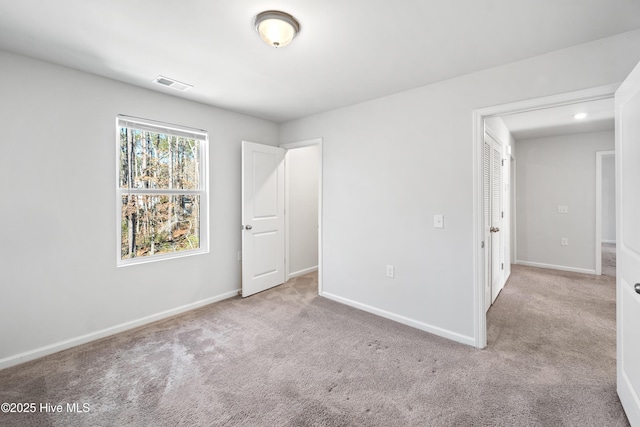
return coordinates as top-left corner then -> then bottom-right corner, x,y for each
153,75 -> 192,91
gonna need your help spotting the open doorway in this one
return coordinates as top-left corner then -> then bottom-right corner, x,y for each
499,98 -> 615,275
240,138 -> 322,297
472,84 -> 618,349
281,138 -> 322,292
596,151 -> 616,277
483,97 -> 615,338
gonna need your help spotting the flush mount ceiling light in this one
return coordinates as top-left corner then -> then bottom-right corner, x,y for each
254,10 -> 300,48
573,112 -> 588,120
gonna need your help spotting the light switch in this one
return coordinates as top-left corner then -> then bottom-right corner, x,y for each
434,214 -> 444,228
558,205 -> 569,214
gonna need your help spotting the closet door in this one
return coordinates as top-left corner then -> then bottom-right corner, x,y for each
484,133 -> 504,311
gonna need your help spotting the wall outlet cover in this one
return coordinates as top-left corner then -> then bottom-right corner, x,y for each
386,265 -> 394,278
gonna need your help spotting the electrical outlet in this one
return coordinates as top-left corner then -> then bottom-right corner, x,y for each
558,205 -> 569,214
561,238 -> 569,246
433,214 -> 444,228
386,265 -> 395,278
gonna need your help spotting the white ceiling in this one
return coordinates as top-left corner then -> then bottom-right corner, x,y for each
500,98 -> 615,140
1,1 -> 639,123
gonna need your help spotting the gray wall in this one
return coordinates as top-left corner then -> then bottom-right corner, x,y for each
0,50 -> 279,365
280,31 -> 639,344
516,131 -> 615,273
287,145 -> 319,276
1,28 -> 639,364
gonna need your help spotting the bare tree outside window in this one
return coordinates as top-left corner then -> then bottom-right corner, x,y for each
116,117 -> 208,265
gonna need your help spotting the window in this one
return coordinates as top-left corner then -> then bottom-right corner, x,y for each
116,116 -> 208,266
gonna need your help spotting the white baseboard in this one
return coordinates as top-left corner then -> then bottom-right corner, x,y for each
602,240 -> 616,244
320,291 -> 475,347
515,260 -> 595,275
0,289 -> 240,371
289,266 -> 318,279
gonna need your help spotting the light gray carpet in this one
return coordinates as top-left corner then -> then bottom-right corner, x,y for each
0,266 -> 628,426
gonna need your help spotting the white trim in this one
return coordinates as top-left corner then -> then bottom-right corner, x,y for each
473,84 -> 619,349
515,260 -> 596,275
603,239 -> 617,244
321,292 -> 475,347
0,289 -> 239,370
479,83 -> 619,117
284,150 -> 291,282
117,115 -> 207,140
596,150 -> 616,276
473,110 -> 485,349
511,156 -> 517,267
280,138 -> 323,294
289,266 -> 318,279
318,142 -> 323,295
596,152 -> 602,275
280,138 -> 322,150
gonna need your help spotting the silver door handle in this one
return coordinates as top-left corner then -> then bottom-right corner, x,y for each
490,227 -> 500,233
635,283 -> 640,294
244,225 -> 252,230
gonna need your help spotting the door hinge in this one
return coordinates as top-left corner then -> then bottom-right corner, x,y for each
501,159 -> 504,166
501,211 -> 504,218
481,241 -> 485,249
501,263 -> 504,270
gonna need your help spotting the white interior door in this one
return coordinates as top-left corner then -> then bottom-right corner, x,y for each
241,141 -> 285,297
484,133 -> 504,312
616,61 -> 640,426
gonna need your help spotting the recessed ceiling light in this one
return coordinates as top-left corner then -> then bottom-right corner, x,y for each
152,76 -> 192,91
254,10 -> 300,48
573,112 -> 588,120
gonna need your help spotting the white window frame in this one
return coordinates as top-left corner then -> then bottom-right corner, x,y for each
115,115 -> 209,267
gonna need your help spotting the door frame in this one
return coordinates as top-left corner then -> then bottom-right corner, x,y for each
280,138 -> 323,294
472,84 -> 619,349
595,150 -> 616,275
510,155 -> 517,269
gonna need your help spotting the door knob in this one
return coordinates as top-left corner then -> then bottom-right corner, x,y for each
490,227 -> 500,233
635,283 -> 640,294
244,225 -> 252,230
